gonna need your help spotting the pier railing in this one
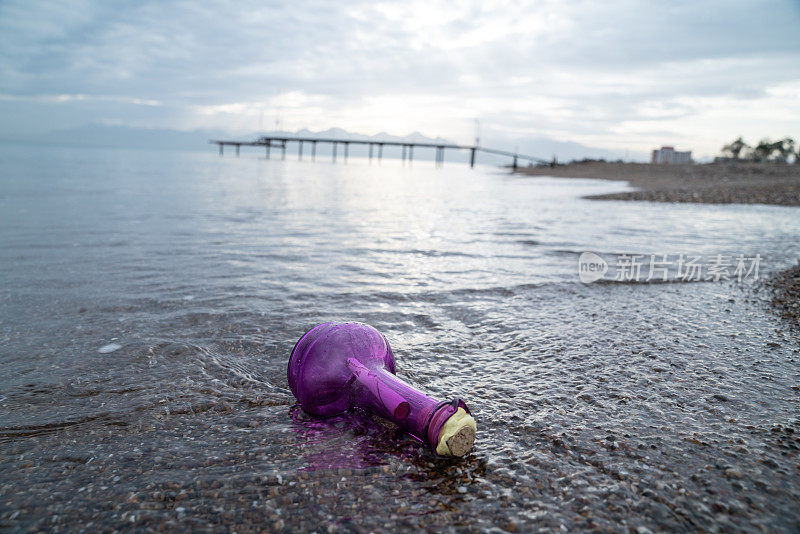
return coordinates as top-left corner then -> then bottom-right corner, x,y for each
210,136 -> 550,168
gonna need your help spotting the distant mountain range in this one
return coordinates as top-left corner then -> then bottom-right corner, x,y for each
260,127 -> 456,146
3,123 -> 648,163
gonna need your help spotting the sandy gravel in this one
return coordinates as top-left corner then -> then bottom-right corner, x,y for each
767,261 -> 800,325
514,161 -> 800,206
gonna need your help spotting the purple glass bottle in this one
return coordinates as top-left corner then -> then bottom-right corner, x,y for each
288,322 -> 476,456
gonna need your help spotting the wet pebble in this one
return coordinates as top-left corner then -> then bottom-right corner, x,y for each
724,468 -> 744,479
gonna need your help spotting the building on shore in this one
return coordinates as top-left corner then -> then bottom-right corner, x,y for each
651,146 -> 692,164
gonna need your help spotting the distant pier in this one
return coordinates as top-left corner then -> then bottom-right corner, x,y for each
210,135 -> 549,169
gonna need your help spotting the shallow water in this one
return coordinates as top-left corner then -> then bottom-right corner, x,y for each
1,144 -> 799,532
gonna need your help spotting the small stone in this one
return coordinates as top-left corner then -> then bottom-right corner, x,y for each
710,501 -> 727,513
98,343 -> 122,354
457,486 -> 467,494
724,468 -> 744,479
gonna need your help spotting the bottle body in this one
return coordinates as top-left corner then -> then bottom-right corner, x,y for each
288,322 -> 474,454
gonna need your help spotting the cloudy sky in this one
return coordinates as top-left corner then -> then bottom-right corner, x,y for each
1,0 -> 798,158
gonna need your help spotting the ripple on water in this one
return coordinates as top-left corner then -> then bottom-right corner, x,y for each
1,148 -> 799,531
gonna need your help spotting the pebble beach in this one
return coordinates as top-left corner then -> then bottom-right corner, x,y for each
515,161 -> 800,206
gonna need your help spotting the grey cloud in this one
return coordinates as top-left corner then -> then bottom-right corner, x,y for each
0,0 -> 798,145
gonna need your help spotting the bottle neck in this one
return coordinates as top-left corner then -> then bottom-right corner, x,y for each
346,358 -> 467,449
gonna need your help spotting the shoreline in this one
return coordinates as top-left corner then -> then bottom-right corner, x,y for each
513,161 -> 800,206
516,161 -> 800,320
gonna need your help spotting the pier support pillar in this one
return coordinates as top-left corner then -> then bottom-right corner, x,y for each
401,145 -> 406,163
281,141 -> 286,160
312,141 -> 317,161
378,144 -> 383,163
409,145 -> 413,165
219,144 -> 223,156
333,142 -> 337,162
470,148 -> 476,168
369,143 -> 373,163
512,155 -> 518,169
299,141 -> 303,160
266,143 -> 270,159
344,142 -> 349,163
235,144 -> 240,157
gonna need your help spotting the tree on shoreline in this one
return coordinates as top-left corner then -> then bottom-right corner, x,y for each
751,139 -> 775,162
774,138 -> 795,163
721,137 -> 748,160
720,137 -> 795,163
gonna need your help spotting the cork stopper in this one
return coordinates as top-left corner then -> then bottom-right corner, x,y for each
435,408 -> 476,457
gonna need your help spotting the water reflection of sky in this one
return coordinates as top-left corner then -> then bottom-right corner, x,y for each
2,145 -> 798,301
